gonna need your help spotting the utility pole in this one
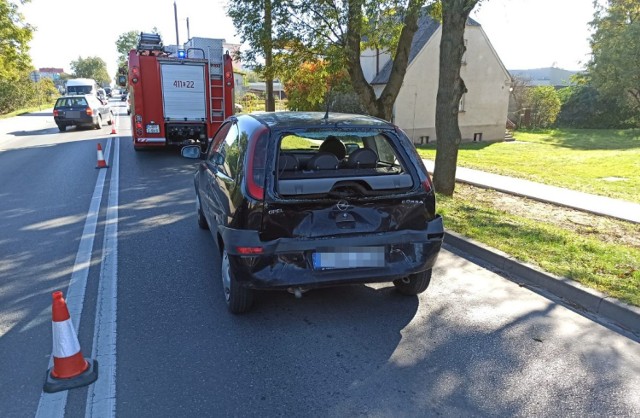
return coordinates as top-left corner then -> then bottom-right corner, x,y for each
174,1 -> 180,46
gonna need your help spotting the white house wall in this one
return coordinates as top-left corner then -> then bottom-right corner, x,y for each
361,48 -> 392,83
393,25 -> 511,143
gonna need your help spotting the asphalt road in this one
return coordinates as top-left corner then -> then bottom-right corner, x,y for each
0,102 -> 638,417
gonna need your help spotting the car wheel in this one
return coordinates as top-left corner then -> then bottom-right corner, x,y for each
221,248 -> 254,314
393,269 -> 432,295
93,115 -> 102,129
57,125 -> 66,132
196,195 -> 208,230
107,112 -> 113,125
127,109 -> 131,115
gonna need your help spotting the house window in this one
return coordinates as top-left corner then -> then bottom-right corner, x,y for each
461,39 -> 468,65
459,94 -> 466,112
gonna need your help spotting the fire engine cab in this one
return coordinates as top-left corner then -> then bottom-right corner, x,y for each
126,32 -> 235,151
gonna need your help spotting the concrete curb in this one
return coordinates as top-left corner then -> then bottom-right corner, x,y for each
444,230 -> 640,337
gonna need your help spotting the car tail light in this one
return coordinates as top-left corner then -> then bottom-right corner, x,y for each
53,110 -> 59,117
422,178 -> 433,193
236,246 -> 263,255
86,108 -> 93,116
246,126 -> 268,201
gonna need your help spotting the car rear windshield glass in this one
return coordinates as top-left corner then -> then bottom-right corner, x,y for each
278,130 -> 406,173
56,97 -> 89,107
276,130 -> 414,196
67,86 -> 93,95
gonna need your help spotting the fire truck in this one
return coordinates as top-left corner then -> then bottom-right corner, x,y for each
125,32 -> 235,151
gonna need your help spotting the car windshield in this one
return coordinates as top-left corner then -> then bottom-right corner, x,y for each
280,130 -> 403,168
56,97 -> 88,107
67,86 -> 93,95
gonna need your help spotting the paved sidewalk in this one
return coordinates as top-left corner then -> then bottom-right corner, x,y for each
422,159 -> 640,337
422,159 -> 640,224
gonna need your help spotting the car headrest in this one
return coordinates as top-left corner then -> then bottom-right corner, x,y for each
306,152 -> 339,171
278,154 -> 299,171
319,135 -> 346,160
346,148 -> 378,168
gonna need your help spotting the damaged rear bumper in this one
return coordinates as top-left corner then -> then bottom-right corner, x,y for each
220,215 -> 444,289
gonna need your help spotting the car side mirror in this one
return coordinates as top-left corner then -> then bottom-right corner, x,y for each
117,75 -> 127,87
181,145 -> 202,159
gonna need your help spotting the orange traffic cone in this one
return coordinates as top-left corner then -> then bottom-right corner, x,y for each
96,143 -> 108,169
43,291 -> 98,393
110,122 -> 117,135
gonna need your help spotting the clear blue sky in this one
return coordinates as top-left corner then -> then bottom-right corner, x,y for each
22,0 -> 596,79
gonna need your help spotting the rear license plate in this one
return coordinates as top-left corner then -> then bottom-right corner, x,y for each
65,111 -> 81,118
146,124 -> 160,134
312,246 -> 385,269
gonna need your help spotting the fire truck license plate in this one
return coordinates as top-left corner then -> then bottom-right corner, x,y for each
146,124 -> 160,134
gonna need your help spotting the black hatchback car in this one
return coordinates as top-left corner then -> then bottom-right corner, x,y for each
182,112 -> 444,313
53,95 -> 114,132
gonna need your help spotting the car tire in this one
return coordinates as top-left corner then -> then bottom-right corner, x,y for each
93,115 -> 102,129
107,112 -> 113,125
196,195 -> 208,230
57,125 -> 66,132
393,269 -> 432,295
127,109 -> 131,115
221,248 -> 253,314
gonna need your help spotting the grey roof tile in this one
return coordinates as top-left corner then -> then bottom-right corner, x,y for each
371,15 -> 480,85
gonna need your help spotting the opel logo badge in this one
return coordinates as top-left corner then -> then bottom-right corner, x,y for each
336,200 -> 350,211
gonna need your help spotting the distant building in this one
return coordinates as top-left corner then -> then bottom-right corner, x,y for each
38,68 -> 64,81
246,82 -> 286,99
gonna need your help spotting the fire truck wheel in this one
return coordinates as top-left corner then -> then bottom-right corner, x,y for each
93,115 -> 102,129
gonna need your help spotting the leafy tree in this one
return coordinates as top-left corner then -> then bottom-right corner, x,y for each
70,56 -> 110,84
556,82 -> 636,128
588,0 -> 640,120
229,0 -> 430,119
228,0 -> 284,111
432,0 -> 481,196
0,0 -> 33,81
284,59 -> 351,111
116,30 -> 139,63
345,0 -> 426,120
0,0 -> 36,114
508,75 -> 531,122
521,86 -> 561,129
284,61 -> 330,110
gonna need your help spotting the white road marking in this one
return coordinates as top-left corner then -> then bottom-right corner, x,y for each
35,138 -> 112,418
85,138 -> 119,418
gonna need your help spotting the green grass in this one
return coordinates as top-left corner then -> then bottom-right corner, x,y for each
417,129 -> 640,203
437,188 -> 640,307
0,102 -> 55,119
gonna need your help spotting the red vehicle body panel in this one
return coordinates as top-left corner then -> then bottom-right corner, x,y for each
128,48 -> 235,150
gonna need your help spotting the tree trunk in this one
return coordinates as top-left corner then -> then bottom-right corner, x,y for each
433,0 -> 476,196
264,0 -> 275,112
345,0 -> 423,121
